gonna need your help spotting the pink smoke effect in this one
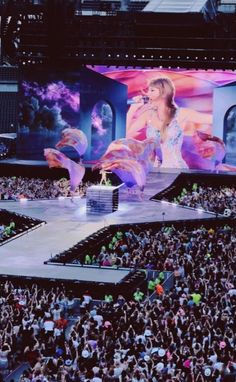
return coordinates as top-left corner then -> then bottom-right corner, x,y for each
44,148 -> 85,191
22,81 -> 80,112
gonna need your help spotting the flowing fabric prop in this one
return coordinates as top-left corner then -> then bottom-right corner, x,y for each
56,128 -> 88,156
196,131 -> 226,166
93,138 -> 157,190
44,128 -> 87,191
180,131 -> 226,171
44,148 -> 85,192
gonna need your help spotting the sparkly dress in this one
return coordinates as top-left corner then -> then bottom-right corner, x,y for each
146,109 -> 188,169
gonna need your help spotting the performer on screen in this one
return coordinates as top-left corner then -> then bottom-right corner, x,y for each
127,77 -> 213,169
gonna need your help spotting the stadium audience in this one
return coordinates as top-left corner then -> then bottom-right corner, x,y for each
0,220 -> 16,241
0,223 -> 234,381
0,176 -> 91,200
0,282 -> 75,378
79,224 -> 234,271
171,184 -> 236,218
0,209 -> 43,244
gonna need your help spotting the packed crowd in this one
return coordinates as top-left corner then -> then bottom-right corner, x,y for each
0,219 -> 16,241
170,184 -> 236,218
0,177 -> 91,200
83,227 -> 178,269
0,209 -> 43,244
83,225 -> 232,271
0,223 -> 235,381
0,282 -> 77,380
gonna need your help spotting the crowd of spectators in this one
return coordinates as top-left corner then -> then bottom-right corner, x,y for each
0,219 -> 16,241
170,184 -> 236,218
0,209 -> 43,245
0,282 -> 76,380
81,224 -> 234,271
0,223 -> 235,381
0,177 -> 91,201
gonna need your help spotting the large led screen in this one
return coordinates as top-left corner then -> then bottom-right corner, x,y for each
18,70 -> 81,160
88,66 -> 236,171
18,65 -> 236,170
18,67 -> 127,161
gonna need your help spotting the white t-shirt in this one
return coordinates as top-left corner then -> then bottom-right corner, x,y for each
52,308 -> 61,321
43,320 -> 54,332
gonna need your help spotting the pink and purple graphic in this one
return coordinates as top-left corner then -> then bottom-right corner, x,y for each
44,128 -> 86,192
93,137 -> 157,190
89,66 -> 236,171
56,127 -> 88,157
21,66 -> 236,190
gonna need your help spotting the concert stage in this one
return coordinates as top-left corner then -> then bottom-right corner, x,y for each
0,160 -> 221,283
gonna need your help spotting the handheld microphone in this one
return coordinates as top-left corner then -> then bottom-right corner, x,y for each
127,96 -> 149,105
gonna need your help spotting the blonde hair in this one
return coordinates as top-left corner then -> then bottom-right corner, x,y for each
149,77 -> 176,106
148,77 -> 177,117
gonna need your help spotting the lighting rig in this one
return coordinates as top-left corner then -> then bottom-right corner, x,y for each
0,0 -> 236,70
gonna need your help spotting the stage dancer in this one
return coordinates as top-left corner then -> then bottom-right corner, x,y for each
99,169 -> 111,185
127,77 -> 213,169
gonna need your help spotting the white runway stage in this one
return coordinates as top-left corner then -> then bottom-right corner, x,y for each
0,171 -> 216,281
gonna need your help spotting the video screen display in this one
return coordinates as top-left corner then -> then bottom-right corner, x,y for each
18,65 -> 236,171
18,67 -> 127,161
18,70 -> 81,160
88,66 -> 236,171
